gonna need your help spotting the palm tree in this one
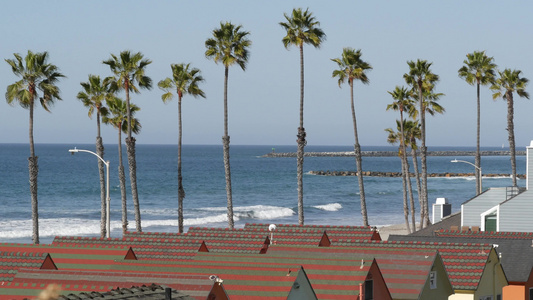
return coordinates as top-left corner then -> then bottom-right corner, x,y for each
458,51 -> 497,195
385,122 -> 412,234
387,87 -> 416,231
77,75 -> 111,238
158,63 -> 205,233
491,69 -> 529,187
280,8 -> 326,225
5,50 -> 65,244
102,97 -> 141,235
103,51 -> 152,232
205,22 -> 251,229
404,120 -> 422,220
403,59 -> 439,228
331,48 -> 371,226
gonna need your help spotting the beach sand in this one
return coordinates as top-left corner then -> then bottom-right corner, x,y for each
376,223 -> 412,240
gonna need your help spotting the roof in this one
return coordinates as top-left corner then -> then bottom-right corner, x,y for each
0,250 -> 49,282
435,229 -> 533,239
109,258 -> 312,300
6,269 -> 222,299
327,239 -> 493,290
53,235 -> 267,259
409,212 -> 462,237
56,284 -> 196,300
263,244 -> 443,299
388,234 -> 533,283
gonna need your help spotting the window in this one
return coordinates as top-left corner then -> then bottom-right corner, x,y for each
429,271 -> 437,289
364,280 -> 373,300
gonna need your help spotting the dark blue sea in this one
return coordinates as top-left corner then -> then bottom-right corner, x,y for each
0,143 -> 526,244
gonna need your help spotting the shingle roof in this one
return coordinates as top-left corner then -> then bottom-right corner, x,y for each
263,244 -> 441,300
7,269 -> 218,300
344,239 -> 493,290
56,284 -> 196,300
409,212 -> 462,236
388,234 -> 533,283
53,235 -> 266,259
0,250 -> 49,282
435,229 -> 533,239
109,258 -> 312,300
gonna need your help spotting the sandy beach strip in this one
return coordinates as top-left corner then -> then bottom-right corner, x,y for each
376,223 -> 413,240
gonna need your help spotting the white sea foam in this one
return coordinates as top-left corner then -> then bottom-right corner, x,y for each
313,203 -> 342,211
0,218 -> 111,239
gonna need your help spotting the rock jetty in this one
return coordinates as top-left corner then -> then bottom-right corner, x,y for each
262,150 -> 525,158
308,170 -> 526,179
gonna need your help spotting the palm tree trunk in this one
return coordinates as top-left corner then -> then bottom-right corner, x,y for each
400,157 -> 411,234
118,129 -> 128,235
404,153 -> 416,231
126,137 -> 142,232
399,115 -> 415,231
96,136 -> 106,238
178,96 -> 185,233
29,102 -> 39,244
124,80 -> 141,232
223,66 -> 234,229
418,82 -> 429,228
411,146 -> 423,230
475,82 -> 481,195
507,91 -> 517,187
297,44 -> 306,225
350,81 -> 368,226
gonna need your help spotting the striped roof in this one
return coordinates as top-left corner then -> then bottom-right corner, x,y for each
327,239 -> 493,290
106,259 -> 314,300
0,251 -> 49,283
435,229 -> 533,239
188,226 -> 380,245
58,284 -> 197,300
262,244 -> 445,300
6,269 -> 221,300
53,235 -> 267,259
245,223 -> 375,232
245,223 -> 381,240
0,243 -> 127,284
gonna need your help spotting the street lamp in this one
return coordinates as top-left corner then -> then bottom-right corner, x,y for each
69,147 -> 111,238
451,159 -> 482,195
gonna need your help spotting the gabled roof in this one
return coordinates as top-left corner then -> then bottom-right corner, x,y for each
389,234 -> 532,283
53,235 -> 266,259
109,258 -> 313,300
244,223 -> 381,240
0,251 -> 49,282
58,284 -> 197,300
435,229 -> 533,239
6,270 -> 221,300
264,244 -> 447,299
409,212 -> 462,237
326,239 -> 493,291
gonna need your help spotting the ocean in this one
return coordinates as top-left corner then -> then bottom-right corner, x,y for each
0,143 -> 526,244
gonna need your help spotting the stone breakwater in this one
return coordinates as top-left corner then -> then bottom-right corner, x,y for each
308,170 -> 526,179
262,150 -> 526,158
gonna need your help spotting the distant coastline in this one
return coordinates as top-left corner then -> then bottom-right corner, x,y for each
262,150 -> 526,158
308,170 -> 526,179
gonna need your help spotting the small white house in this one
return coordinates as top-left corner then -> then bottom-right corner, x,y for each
461,141 -> 533,232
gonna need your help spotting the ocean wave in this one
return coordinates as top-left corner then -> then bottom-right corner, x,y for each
313,203 -> 342,211
0,218 -> 124,239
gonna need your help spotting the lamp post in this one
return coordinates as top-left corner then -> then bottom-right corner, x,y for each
451,159 -> 482,195
69,147 -> 111,238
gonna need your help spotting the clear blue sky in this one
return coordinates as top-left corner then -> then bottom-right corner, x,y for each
1,1 -> 532,147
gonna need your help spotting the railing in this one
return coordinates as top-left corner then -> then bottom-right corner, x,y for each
506,186 -> 526,200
